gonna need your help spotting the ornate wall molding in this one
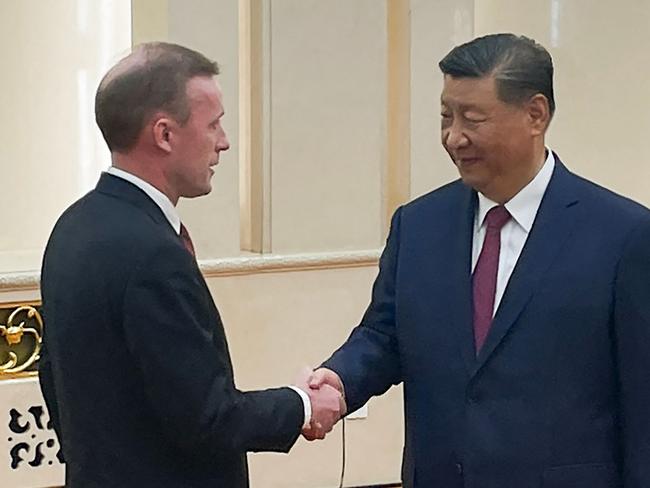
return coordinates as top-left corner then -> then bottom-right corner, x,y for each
0,273 -> 40,294
1,377 -> 65,486
0,305 -> 43,377
200,249 -> 381,277
0,250 -> 381,292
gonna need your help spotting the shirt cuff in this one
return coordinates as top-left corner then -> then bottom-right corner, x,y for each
287,386 -> 312,429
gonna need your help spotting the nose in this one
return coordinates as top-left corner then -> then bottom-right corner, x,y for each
442,121 -> 469,151
216,129 -> 230,152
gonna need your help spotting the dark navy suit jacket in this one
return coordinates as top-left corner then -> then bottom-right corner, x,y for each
39,174 -> 304,487
325,157 -> 650,488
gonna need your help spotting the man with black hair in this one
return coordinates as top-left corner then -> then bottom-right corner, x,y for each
311,33 -> 650,487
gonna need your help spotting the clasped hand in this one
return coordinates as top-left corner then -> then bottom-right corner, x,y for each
294,367 -> 347,441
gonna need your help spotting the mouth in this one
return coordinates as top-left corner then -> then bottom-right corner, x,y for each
455,157 -> 481,167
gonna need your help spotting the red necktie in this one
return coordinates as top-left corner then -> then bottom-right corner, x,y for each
472,205 -> 510,352
179,223 -> 196,258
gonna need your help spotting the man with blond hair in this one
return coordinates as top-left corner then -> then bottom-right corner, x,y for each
39,42 -> 343,488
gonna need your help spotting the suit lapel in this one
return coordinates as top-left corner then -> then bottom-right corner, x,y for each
472,160 -> 580,375
447,185 -> 477,375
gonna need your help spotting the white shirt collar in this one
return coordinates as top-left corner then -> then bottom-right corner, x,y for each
476,149 -> 556,233
105,166 -> 181,234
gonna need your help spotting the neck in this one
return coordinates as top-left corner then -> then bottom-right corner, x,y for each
111,152 -> 179,205
485,143 -> 547,204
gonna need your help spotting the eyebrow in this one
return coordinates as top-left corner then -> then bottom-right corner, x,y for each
440,99 -> 484,112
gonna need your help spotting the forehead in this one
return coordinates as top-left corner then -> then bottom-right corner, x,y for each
186,75 -> 223,112
440,75 -> 499,108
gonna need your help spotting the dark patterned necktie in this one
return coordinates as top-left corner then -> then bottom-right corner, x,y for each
472,205 -> 511,352
179,223 -> 196,258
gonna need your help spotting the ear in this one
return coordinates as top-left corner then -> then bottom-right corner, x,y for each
151,116 -> 175,154
526,94 -> 551,136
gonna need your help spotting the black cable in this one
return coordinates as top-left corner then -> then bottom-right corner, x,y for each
338,417 -> 346,488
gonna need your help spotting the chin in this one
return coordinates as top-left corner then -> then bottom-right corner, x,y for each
458,172 -> 486,193
183,185 -> 212,199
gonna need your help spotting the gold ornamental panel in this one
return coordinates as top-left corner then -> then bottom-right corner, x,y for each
0,303 -> 42,378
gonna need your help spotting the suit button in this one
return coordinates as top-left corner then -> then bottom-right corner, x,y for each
455,462 -> 463,475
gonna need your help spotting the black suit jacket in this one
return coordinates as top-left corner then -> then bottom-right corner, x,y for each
39,174 -> 303,487
324,157 -> 650,488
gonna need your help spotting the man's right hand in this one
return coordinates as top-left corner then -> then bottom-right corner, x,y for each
301,383 -> 345,441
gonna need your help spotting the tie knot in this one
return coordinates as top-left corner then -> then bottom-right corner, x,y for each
484,205 -> 510,231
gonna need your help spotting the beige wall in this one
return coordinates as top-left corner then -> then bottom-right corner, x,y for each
475,0 -> 650,206
15,0 -> 648,267
5,0 -> 650,487
410,0 -> 475,199
0,0 -> 131,274
206,266 -> 403,487
268,0 -> 386,253
134,0 -> 390,256
5,1 -> 650,266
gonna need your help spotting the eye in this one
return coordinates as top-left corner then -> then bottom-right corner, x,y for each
463,112 -> 486,123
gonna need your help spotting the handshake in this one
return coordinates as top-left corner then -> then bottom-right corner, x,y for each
294,367 -> 347,441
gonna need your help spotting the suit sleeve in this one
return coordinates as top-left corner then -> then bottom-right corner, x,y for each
122,243 -> 303,456
614,216 -> 650,486
322,207 -> 403,413
37,339 -> 65,462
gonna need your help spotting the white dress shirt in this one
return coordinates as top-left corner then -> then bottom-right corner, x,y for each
471,150 -> 555,316
105,166 -> 312,428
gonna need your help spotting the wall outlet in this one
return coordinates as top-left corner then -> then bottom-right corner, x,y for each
346,403 -> 368,420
